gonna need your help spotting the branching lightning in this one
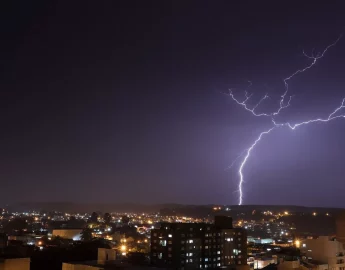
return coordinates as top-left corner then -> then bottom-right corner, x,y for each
229,35 -> 344,205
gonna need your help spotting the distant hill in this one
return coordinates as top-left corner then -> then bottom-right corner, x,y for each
6,202 -> 344,215
6,202 -> 343,235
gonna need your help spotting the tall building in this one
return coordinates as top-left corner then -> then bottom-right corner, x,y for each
300,236 -> 345,270
336,211 -> 345,248
150,216 -> 247,269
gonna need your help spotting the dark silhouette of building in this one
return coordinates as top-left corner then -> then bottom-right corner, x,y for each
336,211 -> 345,248
150,216 -> 247,269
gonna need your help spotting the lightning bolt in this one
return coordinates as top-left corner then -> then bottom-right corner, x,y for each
229,35 -> 344,205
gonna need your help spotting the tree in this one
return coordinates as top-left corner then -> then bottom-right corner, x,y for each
4,217 -> 27,234
104,213 -> 111,224
90,212 -> 99,223
121,215 -> 130,225
81,228 -> 93,242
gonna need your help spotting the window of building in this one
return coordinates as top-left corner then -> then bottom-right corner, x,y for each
217,257 -> 220,260
168,254 -> 172,257
205,234 -> 208,237
168,234 -> 172,238
159,240 -> 167,246
217,251 -> 221,254
158,253 -> 163,259
217,263 -> 221,266
168,247 -> 172,251
189,240 -> 193,243
181,240 -> 185,244
168,240 -> 172,244
153,233 -> 157,237
190,228 -> 193,231
205,246 -> 208,249
238,232 -> 241,235
205,258 -> 209,262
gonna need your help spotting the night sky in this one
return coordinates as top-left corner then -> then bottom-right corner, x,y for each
1,1 -> 345,207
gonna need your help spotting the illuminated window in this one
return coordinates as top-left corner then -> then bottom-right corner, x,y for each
189,240 -> 193,243
217,251 -> 220,254
168,234 -> 172,238
159,240 -> 167,246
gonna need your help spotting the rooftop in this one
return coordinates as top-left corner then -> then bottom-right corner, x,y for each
65,260 -> 158,269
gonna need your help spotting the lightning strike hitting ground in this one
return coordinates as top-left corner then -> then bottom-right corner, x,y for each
229,35 -> 344,205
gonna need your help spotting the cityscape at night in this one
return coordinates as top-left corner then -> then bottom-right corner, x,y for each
2,0 -> 345,269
